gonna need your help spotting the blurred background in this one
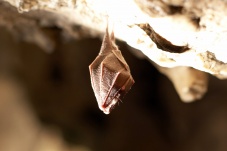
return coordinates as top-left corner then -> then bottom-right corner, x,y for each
0,25 -> 227,151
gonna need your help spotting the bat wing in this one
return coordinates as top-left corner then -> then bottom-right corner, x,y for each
112,49 -> 130,71
89,52 -> 134,114
89,24 -> 134,114
89,54 -> 106,106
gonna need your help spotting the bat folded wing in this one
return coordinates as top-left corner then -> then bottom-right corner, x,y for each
89,52 -> 134,114
89,25 -> 134,114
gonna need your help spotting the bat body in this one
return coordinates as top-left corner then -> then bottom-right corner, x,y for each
89,26 -> 134,114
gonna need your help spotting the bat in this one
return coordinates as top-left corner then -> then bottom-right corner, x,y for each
89,25 -> 135,114
137,23 -> 189,53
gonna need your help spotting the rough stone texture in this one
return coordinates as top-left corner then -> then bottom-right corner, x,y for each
2,0 -> 227,78
1,0 -> 227,101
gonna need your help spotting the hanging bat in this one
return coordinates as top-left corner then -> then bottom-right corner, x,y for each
89,25 -> 135,114
137,23 -> 189,53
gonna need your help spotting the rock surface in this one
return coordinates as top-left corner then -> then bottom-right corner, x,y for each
2,0 -> 227,78
1,0 -> 227,101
